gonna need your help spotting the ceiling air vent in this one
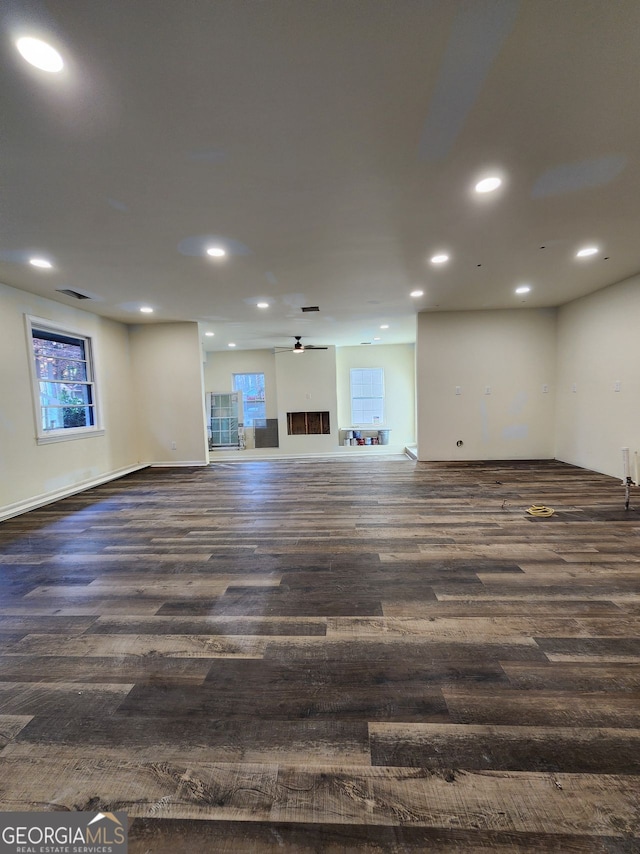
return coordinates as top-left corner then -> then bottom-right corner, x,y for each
56,289 -> 91,300
301,306 -> 319,312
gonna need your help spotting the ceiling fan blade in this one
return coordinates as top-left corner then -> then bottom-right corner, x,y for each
274,336 -> 330,352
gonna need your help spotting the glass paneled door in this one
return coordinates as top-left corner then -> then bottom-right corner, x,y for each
208,392 -> 241,448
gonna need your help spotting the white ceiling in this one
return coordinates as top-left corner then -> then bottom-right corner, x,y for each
1,0 -> 639,352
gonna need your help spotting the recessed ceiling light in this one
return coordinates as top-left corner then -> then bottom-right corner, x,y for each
16,37 -> 64,73
205,332 -> 214,337
206,246 -> 226,258
380,324 -> 389,329
475,176 -> 502,193
576,246 -> 598,258
29,257 -> 53,269
140,306 -> 153,313
257,302 -> 269,308
373,337 -> 381,341
228,342 -> 236,347
410,290 -> 424,298
515,285 -> 531,294
430,254 -> 449,265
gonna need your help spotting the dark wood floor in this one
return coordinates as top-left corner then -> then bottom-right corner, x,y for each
1,456 -> 639,852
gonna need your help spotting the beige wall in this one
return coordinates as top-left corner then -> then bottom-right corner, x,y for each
336,343 -> 416,446
204,348 -> 277,418
0,282 -> 139,518
416,309 -> 557,461
275,346 -> 339,454
556,275 -> 640,479
205,345 -> 415,456
129,322 -> 209,465
7,272 -> 638,517
203,348 -> 277,449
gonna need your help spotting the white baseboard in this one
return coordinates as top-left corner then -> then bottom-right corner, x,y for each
0,464 -> 148,522
149,461 -> 209,467
207,446 -> 407,462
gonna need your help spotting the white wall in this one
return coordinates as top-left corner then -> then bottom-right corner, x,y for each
204,348 -> 277,418
0,282 -> 139,518
204,350 -> 278,418
203,349 -> 277,449
205,346 -> 341,455
5,272 -> 637,516
206,345 -> 414,456
417,309 -> 557,461
556,275 -> 640,479
275,346 -> 339,454
129,322 -> 208,465
336,344 -> 416,446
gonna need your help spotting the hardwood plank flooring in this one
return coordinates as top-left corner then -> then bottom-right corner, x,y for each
1,456 -> 639,851
368,722 -> 640,773
0,715 -> 33,748
125,819 -> 631,853
8,718 -> 370,765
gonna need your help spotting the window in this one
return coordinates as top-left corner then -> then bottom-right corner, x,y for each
350,367 -> 384,425
233,373 -> 266,426
27,317 -> 101,442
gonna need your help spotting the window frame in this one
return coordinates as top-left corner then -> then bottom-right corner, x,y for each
350,367 -> 385,426
26,315 -> 104,444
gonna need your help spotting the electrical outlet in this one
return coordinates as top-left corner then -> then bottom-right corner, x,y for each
485,386 -> 491,395
171,441 -> 177,450
542,384 -> 549,394
455,386 -> 461,395
571,383 -> 577,393
615,381 -> 622,392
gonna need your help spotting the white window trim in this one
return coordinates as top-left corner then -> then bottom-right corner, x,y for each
26,315 -> 104,444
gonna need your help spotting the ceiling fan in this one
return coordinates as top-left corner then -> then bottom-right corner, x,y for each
275,336 -> 329,354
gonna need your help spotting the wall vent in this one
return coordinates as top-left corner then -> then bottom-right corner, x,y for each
56,289 -> 91,300
301,305 -> 319,312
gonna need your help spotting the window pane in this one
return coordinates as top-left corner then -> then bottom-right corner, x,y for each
34,356 -> 88,381
30,324 -> 99,437
352,398 -> 384,424
243,400 -> 266,424
39,381 -> 93,407
350,367 -> 384,425
41,405 -> 94,430
233,373 -> 266,427
33,336 -> 85,361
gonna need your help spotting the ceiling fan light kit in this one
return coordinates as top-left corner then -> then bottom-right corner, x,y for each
275,336 -> 329,354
